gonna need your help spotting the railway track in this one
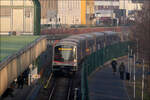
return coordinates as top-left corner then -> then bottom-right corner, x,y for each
49,74 -> 73,100
36,73 -> 74,100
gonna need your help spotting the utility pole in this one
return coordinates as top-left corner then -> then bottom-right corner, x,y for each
111,0 -> 113,26
23,0 -> 25,33
133,54 -> 136,99
136,39 -> 139,60
142,59 -> 145,100
123,0 -> 126,25
130,49 -> 133,82
10,0 -> 13,32
55,14 -> 58,28
128,45 -> 130,72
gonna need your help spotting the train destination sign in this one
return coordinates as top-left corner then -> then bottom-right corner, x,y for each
58,48 -> 72,50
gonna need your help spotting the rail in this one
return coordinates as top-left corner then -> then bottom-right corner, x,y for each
49,76 -> 73,100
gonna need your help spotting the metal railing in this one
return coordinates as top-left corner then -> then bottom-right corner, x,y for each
81,41 -> 131,100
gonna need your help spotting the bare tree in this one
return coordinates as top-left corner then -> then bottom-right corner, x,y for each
130,0 -> 150,91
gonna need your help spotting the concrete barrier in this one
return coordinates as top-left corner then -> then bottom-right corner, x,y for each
0,36 -> 47,96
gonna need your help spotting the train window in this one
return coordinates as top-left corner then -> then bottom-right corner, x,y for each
54,45 -> 76,62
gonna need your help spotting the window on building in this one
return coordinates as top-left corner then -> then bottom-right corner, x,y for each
58,18 -> 60,22
25,8 -> 31,18
0,8 -> 11,17
50,18 -> 52,22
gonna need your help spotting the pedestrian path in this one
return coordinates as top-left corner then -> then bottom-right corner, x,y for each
1,84 -> 32,100
88,60 -> 130,100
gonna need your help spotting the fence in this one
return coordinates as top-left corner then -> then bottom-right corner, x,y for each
81,41 -> 131,100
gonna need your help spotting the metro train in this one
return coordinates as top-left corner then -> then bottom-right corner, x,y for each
52,31 -> 121,73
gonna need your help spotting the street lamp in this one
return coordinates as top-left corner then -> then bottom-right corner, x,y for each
136,39 -> 139,60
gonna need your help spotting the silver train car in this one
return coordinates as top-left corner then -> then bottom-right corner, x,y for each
52,31 -> 121,73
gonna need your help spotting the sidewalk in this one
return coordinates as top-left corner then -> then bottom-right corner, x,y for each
1,84 -> 33,100
88,58 -> 130,100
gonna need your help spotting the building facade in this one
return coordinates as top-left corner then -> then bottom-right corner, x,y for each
57,0 -> 95,26
57,0 -> 82,26
39,0 -> 95,27
39,0 -> 57,25
0,0 -> 35,34
39,0 -> 89,26
86,0 -> 95,25
81,0 -> 86,25
119,0 -> 142,16
94,0 -> 143,25
95,0 -> 120,22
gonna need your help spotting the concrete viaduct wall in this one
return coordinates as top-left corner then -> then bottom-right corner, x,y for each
0,36 -> 47,96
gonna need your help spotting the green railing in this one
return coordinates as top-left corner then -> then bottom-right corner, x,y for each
81,41 -> 131,100
33,0 -> 41,35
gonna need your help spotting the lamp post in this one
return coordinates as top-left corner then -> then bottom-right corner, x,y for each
130,49 -> 133,82
133,54 -> 136,99
10,0 -> 13,32
142,59 -> 145,100
124,0 -> 125,25
136,39 -> 139,60
128,45 -> 130,73
111,0 -> 113,26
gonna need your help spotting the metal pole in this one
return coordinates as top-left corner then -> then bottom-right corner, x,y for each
124,0 -> 125,25
136,39 -> 139,60
11,0 -> 13,32
133,54 -> 136,99
55,15 -> 57,28
130,49 -> 133,81
111,0 -> 113,26
128,45 -> 130,72
23,0 -> 25,33
142,59 -> 145,100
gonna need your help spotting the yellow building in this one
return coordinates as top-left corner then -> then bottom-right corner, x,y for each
57,0 -> 95,26
81,0 -> 86,25
81,0 -> 95,25
0,0 -> 41,35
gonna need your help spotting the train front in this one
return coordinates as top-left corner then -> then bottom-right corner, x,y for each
52,44 -> 77,73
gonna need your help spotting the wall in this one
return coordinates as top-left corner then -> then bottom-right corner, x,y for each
0,0 -> 34,34
119,0 -> 142,16
0,36 -> 47,96
58,0 -> 81,25
86,0 -> 95,25
81,0 -> 86,24
39,0 -> 57,25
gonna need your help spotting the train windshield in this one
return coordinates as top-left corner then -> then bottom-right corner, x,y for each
54,45 -> 76,62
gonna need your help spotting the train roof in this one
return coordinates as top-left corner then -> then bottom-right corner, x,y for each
60,38 -> 81,43
92,32 -> 104,36
87,32 -> 104,38
55,41 -> 78,46
78,34 -> 94,40
65,32 -> 105,42
103,31 -> 118,35
69,35 -> 86,40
